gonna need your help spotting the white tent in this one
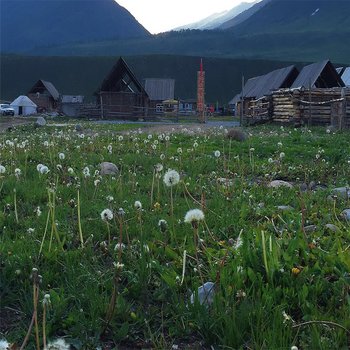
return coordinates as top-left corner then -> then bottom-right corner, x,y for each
11,95 -> 37,116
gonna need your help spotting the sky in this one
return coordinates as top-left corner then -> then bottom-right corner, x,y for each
116,0 -> 257,34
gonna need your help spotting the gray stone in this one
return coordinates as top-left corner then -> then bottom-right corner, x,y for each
277,205 -> 293,211
268,180 -> 293,189
100,162 -> 118,176
217,177 -> 234,187
325,224 -> 339,232
35,117 -> 46,127
75,124 -> 83,132
308,181 -> 316,190
341,209 -> 350,221
304,225 -> 317,233
300,183 -> 308,192
331,187 -> 350,200
190,282 -> 215,306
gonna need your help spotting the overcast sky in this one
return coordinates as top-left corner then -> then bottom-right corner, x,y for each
116,0 -> 257,34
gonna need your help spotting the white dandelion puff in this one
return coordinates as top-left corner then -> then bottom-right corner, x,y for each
100,209 -> 113,221
184,209 -> 205,227
163,169 -> 180,187
134,201 -> 142,210
45,338 -> 70,350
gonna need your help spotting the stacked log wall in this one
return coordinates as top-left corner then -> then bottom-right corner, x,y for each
271,88 -> 350,128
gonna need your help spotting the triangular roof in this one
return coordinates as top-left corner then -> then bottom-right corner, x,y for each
291,60 -> 344,89
11,95 -> 37,107
229,65 -> 299,103
28,79 -> 60,101
95,57 -> 148,97
144,78 -> 175,101
341,67 -> 350,86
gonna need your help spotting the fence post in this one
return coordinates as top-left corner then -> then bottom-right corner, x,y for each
340,87 -> 346,130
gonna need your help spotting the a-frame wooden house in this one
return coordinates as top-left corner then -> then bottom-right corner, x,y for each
95,57 -> 149,118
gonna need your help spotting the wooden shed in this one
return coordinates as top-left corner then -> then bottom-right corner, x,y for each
144,78 -> 175,112
232,65 -> 299,120
95,57 -> 149,119
27,79 -> 60,112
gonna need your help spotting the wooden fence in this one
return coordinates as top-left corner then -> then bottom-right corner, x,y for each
75,103 -> 204,123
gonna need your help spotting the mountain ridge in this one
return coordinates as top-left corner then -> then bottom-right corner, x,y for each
0,0 -> 150,53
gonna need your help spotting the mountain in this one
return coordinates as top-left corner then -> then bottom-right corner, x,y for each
1,0 -> 350,66
0,0 -> 150,53
230,0 -> 350,34
218,0 -> 271,29
174,1 -> 258,30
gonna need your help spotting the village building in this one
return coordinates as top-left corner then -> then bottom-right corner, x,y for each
94,57 -> 149,119
338,67 -> 350,87
27,79 -> 60,112
231,65 -> 299,119
144,78 -> 175,113
290,60 -> 344,89
10,95 -> 37,116
60,95 -> 84,117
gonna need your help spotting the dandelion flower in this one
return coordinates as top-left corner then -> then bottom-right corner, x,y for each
45,338 -> 70,350
0,339 -> 9,350
158,219 -> 167,232
39,165 -> 50,174
134,201 -> 142,210
163,169 -> 180,187
184,209 -> 205,228
82,166 -> 90,177
37,164 -> 44,172
100,209 -> 113,221
42,293 -> 51,306
154,163 -> 163,172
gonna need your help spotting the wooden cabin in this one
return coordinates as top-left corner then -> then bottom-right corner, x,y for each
144,78 -> 175,112
95,57 -> 149,119
232,65 -> 299,121
27,79 -> 60,112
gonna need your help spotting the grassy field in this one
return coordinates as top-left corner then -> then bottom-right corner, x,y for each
0,122 -> 349,349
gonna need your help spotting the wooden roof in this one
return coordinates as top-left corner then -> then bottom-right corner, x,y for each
95,57 -> 148,97
230,65 -> 299,103
291,60 -> 344,89
144,78 -> 175,101
28,79 -> 60,101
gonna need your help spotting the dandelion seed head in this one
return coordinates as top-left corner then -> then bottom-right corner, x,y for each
0,165 -> 6,174
39,165 -> 49,174
45,338 -> 70,350
100,209 -> 113,221
214,150 -> 221,158
154,163 -> 163,172
184,209 -> 205,227
58,152 -> 65,160
163,169 -> 180,187
134,201 -> 142,210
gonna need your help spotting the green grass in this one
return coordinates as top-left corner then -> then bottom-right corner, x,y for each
0,122 -> 349,349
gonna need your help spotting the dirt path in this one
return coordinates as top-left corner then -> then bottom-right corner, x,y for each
0,117 -> 35,133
